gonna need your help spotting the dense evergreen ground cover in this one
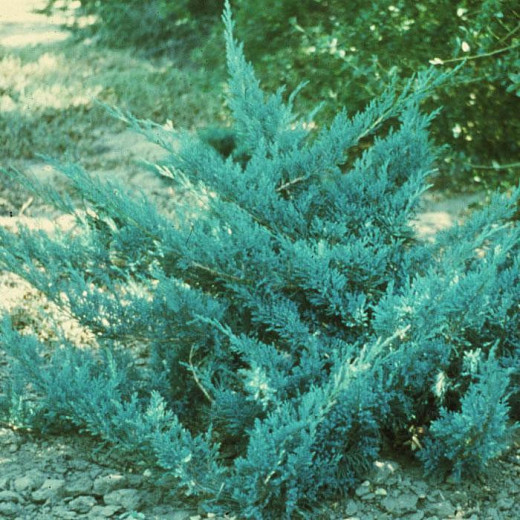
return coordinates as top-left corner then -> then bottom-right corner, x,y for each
1,2 -> 519,519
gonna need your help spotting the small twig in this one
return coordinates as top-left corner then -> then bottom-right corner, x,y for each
188,344 -> 214,404
276,175 -> 308,193
190,261 -> 245,283
19,196 -> 34,216
497,22 -> 520,45
468,161 -> 520,170
430,42 -> 520,65
185,224 -> 194,245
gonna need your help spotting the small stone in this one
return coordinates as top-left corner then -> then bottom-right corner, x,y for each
355,480 -> 371,497
398,492 -> 419,512
93,474 -> 126,495
89,468 -> 104,480
400,476 -> 412,488
428,500 -> 455,518
412,481 -> 428,499
381,496 -> 398,514
374,487 -> 388,496
126,473 -> 144,487
344,501 -> 358,515
386,475 -> 400,486
13,476 -> 36,493
8,443 -> 19,453
31,479 -> 66,503
0,490 -> 23,503
427,490 -> 445,502
50,506 -> 77,519
381,492 -> 418,515
65,475 -> 94,496
68,495 -> 97,513
68,460 -> 91,471
372,460 -> 400,485
89,504 -> 122,517
139,488 -> 162,507
0,478 -> 8,490
0,429 -> 17,445
0,502 -> 19,517
103,488 -> 141,511
23,471 -> 45,491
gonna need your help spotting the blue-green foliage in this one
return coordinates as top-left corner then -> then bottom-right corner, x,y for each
1,1 -> 519,518
418,347 -> 518,482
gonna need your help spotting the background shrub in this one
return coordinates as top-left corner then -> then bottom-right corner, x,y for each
227,0 -> 520,191
42,1 -> 519,190
40,0 -> 224,54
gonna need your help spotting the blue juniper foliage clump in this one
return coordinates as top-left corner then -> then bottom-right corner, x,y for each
417,345 -> 518,482
1,1 -> 519,518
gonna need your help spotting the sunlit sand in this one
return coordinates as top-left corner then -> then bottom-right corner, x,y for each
0,0 -> 71,47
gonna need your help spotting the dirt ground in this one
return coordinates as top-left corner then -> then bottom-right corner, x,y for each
1,2 -> 519,519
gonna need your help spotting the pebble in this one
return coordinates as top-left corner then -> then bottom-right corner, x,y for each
65,474 -> 94,496
0,490 -> 23,503
89,504 -> 122,517
0,501 -> 19,517
412,480 -> 428,499
344,501 -> 358,515
68,495 -> 97,513
381,492 -> 419,515
93,473 -> 127,495
355,480 -> 371,497
13,475 -> 37,493
31,478 -> 66,502
51,505 -> 78,519
103,488 -> 141,510
426,500 -> 455,518
8,443 -> 19,453
372,460 -> 401,484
